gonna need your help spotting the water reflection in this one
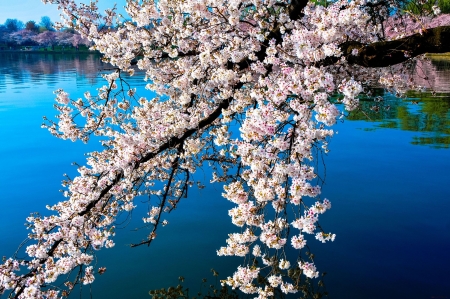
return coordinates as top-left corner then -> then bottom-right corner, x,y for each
344,58 -> 450,148
0,52 -> 107,91
414,57 -> 450,92
346,92 -> 450,148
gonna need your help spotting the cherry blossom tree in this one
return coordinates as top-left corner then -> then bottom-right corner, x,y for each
54,31 -> 74,46
70,33 -> 90,48
1,0 -> 450,298
53,30 -> 91,48
10,30 -> 38,45
33,30 -> 57,48
384,11 -> 450,40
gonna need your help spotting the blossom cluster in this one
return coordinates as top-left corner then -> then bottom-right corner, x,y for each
0,0 -> 435,298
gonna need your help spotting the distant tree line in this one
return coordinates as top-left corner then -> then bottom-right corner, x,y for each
0,16 -> 91,50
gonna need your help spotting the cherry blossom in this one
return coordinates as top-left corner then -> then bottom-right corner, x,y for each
1,0 -> 449,298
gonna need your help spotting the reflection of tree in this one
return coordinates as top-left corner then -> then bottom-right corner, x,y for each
345,89 -> 450,148
344,89 -> 397,122
0,53 -> 107,87
399,92 -> 450,148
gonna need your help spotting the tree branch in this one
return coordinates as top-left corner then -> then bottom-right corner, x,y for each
288,0 -> 309,20
339,25 -> 450,68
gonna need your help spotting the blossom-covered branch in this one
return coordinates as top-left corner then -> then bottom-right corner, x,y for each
1,0 -> 448,298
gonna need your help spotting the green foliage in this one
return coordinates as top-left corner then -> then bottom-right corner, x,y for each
310,0 -> 331,7
40,16 -> 54,31
25,21 -> 39,32
4,19 -> 24,32
440,0 -> 450,12
403,0 -> 450,15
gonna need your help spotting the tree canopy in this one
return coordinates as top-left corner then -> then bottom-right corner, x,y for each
4,19 -> 24,32
1,0 -> 449,298
40,16 -> 54,31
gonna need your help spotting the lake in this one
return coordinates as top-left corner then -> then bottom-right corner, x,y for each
0,53 -> 449,299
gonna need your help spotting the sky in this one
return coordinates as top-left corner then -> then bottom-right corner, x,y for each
0,0 -> 127,24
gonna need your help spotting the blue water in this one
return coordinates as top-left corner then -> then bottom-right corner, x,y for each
0,53 -> 449,299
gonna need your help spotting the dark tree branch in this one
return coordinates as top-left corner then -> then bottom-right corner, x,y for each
320,26 -> 450,68
130,148 -> 181,248
288,0 -> 309,20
